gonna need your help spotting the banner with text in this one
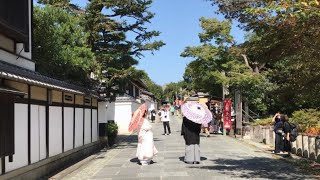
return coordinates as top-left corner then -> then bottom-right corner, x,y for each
223,98 -> 232,129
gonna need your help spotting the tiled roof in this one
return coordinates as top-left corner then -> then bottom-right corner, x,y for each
0,61 -> 98,96
141,90 -> 154,96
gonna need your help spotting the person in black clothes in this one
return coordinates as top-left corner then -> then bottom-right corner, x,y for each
272,112 -> 284,154
281,114 -> 291,157
181,116 -> 202,164
150,109 -> 156,123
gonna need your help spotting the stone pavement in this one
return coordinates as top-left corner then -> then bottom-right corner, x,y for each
60,115 -> 317,180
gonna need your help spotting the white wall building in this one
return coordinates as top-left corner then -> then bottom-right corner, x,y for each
0,1 -> 102,179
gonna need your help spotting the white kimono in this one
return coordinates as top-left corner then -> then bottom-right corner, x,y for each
136,119 -> 158,163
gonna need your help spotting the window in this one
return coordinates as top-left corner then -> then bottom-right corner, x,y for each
0,0 -> 30,51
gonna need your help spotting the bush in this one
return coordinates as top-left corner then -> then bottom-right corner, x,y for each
291,109 -> 320,133
305,126 -> 320,136
250,117 -> 273,126
106,122 -> 118,146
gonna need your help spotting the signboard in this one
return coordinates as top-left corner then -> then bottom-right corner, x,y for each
223,98 -> 232,129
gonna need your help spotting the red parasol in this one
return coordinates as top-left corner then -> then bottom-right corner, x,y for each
128,103 -> 147,132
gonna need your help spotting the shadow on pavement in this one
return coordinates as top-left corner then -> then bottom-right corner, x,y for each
129,158 -> 157,165
179,156 -> 207,162
187,157 -> 313,179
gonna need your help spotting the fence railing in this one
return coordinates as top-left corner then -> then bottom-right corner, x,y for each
244,125 -> 320,162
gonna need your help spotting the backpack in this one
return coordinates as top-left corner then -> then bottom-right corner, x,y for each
288,122 -> 298,142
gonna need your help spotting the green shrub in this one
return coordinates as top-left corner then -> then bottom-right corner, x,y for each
250,117 -> 273,126
106,122 -> 118,146
291,109 -> 320,132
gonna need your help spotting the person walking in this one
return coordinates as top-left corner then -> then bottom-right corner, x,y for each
170,105 -> 175,116
201,123 -> 210,137
136,111 -> 158,165
150,109 -> 156,123
272,112 -> 284,154
128,104 -> 158,166
160,106 -> 171,135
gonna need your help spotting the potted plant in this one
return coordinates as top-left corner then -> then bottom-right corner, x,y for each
106,121 -> 118,146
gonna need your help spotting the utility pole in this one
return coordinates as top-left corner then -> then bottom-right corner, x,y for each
222,71 -> 226,136
235,89 -> 242,137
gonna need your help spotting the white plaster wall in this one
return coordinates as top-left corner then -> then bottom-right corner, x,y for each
106,102 -> 115,121
0,49 -> 35,71
49,106 -> 62,157
132,101 -> 141,112
5,104 -> 28,172
30,105 -> 40,164
39,106 -> 46,160
114,102 -> 133,135
75,108 -> 83,148
30,105 -> 45,163
64,107 -> 74,152
84,109 -> 91,144
98,102 -> 107,123
92,110 -> 98,142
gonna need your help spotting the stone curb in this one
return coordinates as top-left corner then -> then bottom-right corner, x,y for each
48,134 -> 134,180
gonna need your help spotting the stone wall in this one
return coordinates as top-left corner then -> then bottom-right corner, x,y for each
246,125 -> 320,162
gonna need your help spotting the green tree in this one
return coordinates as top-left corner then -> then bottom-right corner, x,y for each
141,75 -> 163,100
181,17 -> 271,113
209,0 -> 320,112
33,5 -> 98,86
81,0 -> 165,100
36,0 -> 165,101
163,81 -> 190,103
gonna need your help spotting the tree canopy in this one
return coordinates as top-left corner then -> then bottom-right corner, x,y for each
33,0 -> 164,101
178,0 -> 320,114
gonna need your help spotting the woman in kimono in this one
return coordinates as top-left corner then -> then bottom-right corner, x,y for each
181,116 -> 202,164
136,111 -> 158,165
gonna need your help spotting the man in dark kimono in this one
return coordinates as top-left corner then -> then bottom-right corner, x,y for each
181,116 -> 202,164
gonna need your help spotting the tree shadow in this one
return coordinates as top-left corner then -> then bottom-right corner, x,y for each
187,157 -> 314,179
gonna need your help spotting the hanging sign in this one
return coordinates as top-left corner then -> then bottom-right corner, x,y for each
223,98 -> 232,129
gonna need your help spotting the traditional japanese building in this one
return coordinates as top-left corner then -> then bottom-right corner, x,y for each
105,79 -> 157,134
0,1 -> 102,179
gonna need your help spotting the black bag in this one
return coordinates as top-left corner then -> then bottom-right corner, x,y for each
289,122 -> 298,142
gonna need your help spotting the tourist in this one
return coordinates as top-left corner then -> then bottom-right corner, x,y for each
181,102 -> 212,164
281,114 -> 292,157
170,105 -> 175,116
272,112 -> 284,154
181,116 -> 202,164
136,110 -> 158,165
160,106 -> 171,135
150,109 -> 156,123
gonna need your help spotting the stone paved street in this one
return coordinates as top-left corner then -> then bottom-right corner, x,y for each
61,115 -> 317,180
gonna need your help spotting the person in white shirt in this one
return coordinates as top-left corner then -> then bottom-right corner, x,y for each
160,106 -> 171,135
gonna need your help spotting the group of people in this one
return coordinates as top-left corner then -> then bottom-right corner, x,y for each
133,102 -> 295,166
131,102 -> 211,166
272,112 -> 292,157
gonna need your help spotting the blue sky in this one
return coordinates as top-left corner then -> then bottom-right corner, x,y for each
71,0 -> 245,86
